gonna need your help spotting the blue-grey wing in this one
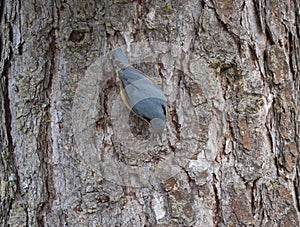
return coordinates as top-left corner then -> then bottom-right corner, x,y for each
119,67 -> 166,108
119,67 -> 146,86
132,98 -> 167,123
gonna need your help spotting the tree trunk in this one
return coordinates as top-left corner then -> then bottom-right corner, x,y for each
1,0 -> 299,226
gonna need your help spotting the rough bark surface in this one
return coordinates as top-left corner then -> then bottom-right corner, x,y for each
0,0 -> 299,226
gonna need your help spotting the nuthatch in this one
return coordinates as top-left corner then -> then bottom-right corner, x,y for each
110,48 -> 167,144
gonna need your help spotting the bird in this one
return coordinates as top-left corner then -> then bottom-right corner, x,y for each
110,48 -> 167,145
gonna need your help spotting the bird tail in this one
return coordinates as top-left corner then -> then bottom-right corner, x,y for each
110,48 -> 129,70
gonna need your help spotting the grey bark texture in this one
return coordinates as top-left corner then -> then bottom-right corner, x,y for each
1,0 -> 299,226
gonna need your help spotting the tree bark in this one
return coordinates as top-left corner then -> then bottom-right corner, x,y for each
1,0 -> 299,226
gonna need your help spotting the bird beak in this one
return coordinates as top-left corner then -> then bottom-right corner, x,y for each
157,134 -> 163,146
